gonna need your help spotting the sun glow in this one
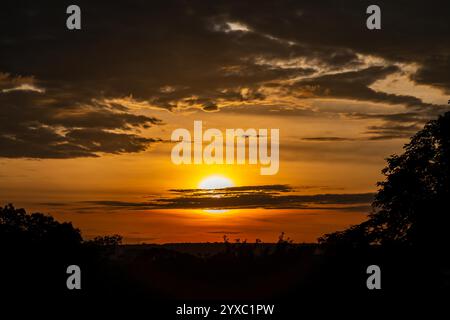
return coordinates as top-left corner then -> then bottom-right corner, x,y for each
198,175 -> 234,190
198,175 -> 234,214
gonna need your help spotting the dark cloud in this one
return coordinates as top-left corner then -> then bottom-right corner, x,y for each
222,0 -> 450,84
82,184 -> 374,210
365,123 -> 423,140
201,101 -> 219,112
346,111 -> 450,140
0,1 -> 317,110
293,66 -> 441,110
298,113 -> 429,141
0,90 -> 161,158
1,0 -> 449,159
170,184 -> 292,193
347,112 -> 425,123
413,56 -> 450,94
220,104 -> 318,117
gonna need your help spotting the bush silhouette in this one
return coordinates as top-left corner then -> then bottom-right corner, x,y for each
86,235 -> 123,246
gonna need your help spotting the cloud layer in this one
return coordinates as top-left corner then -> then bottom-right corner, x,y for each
1,0 -> 449,158
82,185 -> 374,210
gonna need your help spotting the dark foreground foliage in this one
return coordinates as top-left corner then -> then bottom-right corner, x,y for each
0,204 -> 448,303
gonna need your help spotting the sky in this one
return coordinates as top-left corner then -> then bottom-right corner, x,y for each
1,0 -> 449,243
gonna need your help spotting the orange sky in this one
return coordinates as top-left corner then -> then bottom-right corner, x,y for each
0,102 -> 432,243
1,1 -> 449,243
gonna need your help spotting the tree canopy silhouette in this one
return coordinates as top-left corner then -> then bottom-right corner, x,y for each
0,204 -> 82,247
320,111 -> 450,249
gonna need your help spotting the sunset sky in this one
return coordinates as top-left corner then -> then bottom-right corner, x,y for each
1,1 -> 449,243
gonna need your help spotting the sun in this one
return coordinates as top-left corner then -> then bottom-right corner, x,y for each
198,175 -> 234,190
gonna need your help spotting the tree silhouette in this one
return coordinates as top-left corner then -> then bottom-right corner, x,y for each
320,112 -> 450,250
0,204 -> 84,297
0,203 -> 82,246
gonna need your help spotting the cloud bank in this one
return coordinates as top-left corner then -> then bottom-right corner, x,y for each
1,0 -> 449,158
